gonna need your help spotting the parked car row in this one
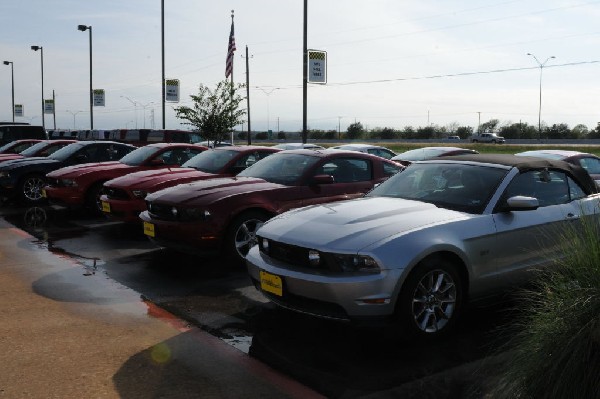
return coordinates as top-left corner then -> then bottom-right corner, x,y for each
3,139 -> 600,339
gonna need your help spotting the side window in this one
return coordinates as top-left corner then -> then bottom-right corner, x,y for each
567,176 -> 586,201
578,157 -> 600,174
504,170 -> 569,207
383,162 -> 402,177
114,145 -> 133,159
316,158 -> 372,183
235,153 -> 259,168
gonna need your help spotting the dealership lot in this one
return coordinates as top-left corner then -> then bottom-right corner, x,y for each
0,203 -> 519,397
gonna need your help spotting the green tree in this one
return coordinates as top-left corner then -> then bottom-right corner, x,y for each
571,124 -> 588,139
455,126 -> 473,139
479,119 -> 500,133
546,123 -> 570,139
346,122 -> 365,139
174,80 -> 246,145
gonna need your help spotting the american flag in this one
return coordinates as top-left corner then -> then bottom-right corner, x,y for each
225,18 -> 236,78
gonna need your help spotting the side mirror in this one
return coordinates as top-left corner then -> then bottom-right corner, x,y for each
311,174 -> 335,185
502,195 -> 539,212
149,158 -> 165,166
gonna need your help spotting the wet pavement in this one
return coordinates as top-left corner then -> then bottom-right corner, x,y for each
0,203 -> 516,398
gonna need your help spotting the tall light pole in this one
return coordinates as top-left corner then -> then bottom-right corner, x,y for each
30,46 -> 44,130
120,96 -> 139,129
65,110 -> 83,129
3,61 -> 14,122
256,87 -> 280,134
527,53 -> 555,140
139,102 -> 154,129
78,25 -> 93,130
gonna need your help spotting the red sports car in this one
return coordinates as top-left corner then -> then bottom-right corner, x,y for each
0,140 -> 77,164
139,149 -> 403,264
44,143 -> 207,212
100,145 -> 280,223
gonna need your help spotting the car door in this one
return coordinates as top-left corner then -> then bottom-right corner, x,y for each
491,170 -> 581,290
301,156 -> 375,207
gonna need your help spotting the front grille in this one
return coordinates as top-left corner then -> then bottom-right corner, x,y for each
147,202 -> 177,221
262,240 -> 339,272
105,187 -> 130,200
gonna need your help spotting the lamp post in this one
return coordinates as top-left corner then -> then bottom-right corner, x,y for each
3,61 -> 14,122
65,110 -> 83,129
78,24 -> 93,130
527,53 -> 555,140
139,102 -> 154,129
120,96 -> 138,129
256,87 -> 280,133
30,45 -> 44,130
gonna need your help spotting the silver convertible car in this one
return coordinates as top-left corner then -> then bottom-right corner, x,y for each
247,154 -> 600,338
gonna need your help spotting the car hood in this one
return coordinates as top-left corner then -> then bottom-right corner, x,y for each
105,167 -> 216,191
47,161 -> 124,179
0,157 -> 59,171
258,197 -> 469,252
146,176 -> 281,206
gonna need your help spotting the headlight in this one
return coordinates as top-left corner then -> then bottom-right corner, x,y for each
132,190 -> 147,199
0,171 -> 10,178
60,179 -> 78,187
179,208 -> 211,221
333,254 -> 380,273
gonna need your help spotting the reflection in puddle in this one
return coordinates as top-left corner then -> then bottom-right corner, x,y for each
23,206 -> 47,228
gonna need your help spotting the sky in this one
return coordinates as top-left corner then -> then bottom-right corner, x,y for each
1,0 -> 599,133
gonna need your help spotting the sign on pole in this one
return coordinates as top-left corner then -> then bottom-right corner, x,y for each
93,89 -> 105,106
165,79 -> 180,102
44,99 -> 54,114
308,50 -> 327,84
14,104 -> 23,117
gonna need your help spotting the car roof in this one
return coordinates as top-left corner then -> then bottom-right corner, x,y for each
213,145 -> 280,152
516,149 -> 591,157
333,144 -> 384,149
433,153 -> 597,194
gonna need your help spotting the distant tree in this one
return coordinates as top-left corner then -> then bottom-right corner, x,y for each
479,119 -> 500,133
277,131 -> 286,140
174,80 -> 246,145
324,130 -> 337,139
546,123 -> 570,139
455,126 -> 473,139
499,122 -> 532,139
346,122 -> 365,139
571,124 -> 588,139
401,126 -> 416,139
446,122 -> 460,134
416,125 -> 436,139
237,131 -> 247,140
255,132 -> 268,140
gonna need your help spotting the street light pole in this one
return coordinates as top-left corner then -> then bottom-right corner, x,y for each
3,61 -> 14,122
65,110 -> 83,129
527,53 -> 555,141
30,46 -> 44,130
120,96 -> 139,129
78,25 -> 93,130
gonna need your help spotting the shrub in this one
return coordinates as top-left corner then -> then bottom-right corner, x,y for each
489,215 -> 600,398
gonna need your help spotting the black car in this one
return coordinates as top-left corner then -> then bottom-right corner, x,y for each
0,141 -> 135,203
0,125 -> 47,146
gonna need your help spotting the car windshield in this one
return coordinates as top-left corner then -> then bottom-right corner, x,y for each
183,149 -> 238,173
119,146 -> 162,166
238,153 -> 320,185
19,141 -> 49,156
49,142 -> 86,161
0,142 -> 17,152
367,162 -> 508,214
393,148 -> 453,161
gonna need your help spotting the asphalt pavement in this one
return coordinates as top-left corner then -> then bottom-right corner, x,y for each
0,218 -> 324,399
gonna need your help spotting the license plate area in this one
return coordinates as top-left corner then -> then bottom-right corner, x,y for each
143,221 -> 155,237
260,270 -> 283,297
101,201 -> 110,213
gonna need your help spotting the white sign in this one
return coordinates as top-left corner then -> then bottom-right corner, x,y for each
308,50 -> 327,84
44,99 -> 54,114
14,104 -> 23,117
93,89 -> 105,106
165,79 -> 180,102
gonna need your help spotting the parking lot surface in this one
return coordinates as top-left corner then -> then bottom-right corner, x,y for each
0,205 -> 513,398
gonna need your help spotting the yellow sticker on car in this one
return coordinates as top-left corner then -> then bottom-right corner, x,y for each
260,270 -> 283,296
101,201 -> 110,213
143,221 -> 155,237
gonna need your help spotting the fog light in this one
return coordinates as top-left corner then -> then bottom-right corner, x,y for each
308,250 -> 320,266
171,207 -> 178,217
261,238 -> 269,253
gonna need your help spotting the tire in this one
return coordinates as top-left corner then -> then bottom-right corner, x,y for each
19,174 -> 46,203
224,210 -> 269,265
86,182 -> 105,214
492,139 -> 497,144
396,256 -> 464,339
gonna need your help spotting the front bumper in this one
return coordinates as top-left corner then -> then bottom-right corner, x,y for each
100,195 -> 145,223
246,245 -> 401,323
44,186 -> 85,207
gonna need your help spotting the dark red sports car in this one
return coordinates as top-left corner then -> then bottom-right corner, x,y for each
44,143 -> 207,212
0,140 -> 77,164
0,139 -> 44,156
139,149 -> 403,264
100,145 -> 280,223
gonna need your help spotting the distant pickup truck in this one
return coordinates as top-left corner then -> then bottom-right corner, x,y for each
470,133 -> 505,143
